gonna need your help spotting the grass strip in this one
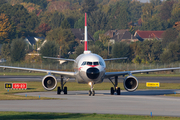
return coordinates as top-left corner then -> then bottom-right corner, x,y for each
0,112 -> 180,120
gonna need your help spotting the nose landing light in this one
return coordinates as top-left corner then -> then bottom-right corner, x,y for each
86,68 -> 100,79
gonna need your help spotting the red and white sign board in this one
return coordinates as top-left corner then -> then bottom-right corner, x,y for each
12,83 -> 27,89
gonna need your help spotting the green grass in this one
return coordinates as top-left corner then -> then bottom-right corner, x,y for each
0,112 -> 179,120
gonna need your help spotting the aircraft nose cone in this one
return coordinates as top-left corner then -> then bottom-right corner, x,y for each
86,68 -> 100,79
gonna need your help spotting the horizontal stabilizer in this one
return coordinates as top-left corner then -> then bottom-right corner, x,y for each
43,56 -> 75,62
104,57 -> 128,61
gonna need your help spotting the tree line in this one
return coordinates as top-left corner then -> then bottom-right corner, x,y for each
1,0 -> 180,64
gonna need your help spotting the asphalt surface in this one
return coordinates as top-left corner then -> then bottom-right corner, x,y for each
0,90 -> 180,117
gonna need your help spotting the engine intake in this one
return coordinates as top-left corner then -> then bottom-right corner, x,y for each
42,75 -> 57,91
123,75 -> 138,92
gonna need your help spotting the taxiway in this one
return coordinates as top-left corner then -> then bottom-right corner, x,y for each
0,90 -> 180,117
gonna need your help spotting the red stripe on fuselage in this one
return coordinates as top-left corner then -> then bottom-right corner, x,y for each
87,65 -> 99,67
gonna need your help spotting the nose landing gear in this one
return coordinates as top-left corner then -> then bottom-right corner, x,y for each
88,82 -> 95,96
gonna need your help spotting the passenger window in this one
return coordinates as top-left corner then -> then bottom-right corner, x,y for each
87,62 -> 92,65
93,62 -> 99,65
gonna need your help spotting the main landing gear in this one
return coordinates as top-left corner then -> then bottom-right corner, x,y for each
88,82 -> 95,96
108,76 -> 121,95
57,75 -> 68,95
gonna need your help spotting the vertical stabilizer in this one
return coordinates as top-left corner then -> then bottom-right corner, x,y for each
84,13 -> 88,51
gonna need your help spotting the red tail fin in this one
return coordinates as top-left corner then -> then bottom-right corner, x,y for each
84,13 -> 88,51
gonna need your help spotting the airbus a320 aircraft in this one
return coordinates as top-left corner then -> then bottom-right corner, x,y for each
1,13 -> 180,96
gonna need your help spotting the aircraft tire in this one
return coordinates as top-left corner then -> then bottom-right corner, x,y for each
57,86 -> 61,94
92,90 -> 95,96
64,86 -> 67,94
117,87 -> 121,95
89,90 -> 92,96
111,87 -> 114,95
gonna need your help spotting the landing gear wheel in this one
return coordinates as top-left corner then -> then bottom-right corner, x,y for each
89,90 -> 92,96
117,87 -> 121,95
64,86 -> 67,94
57,86 -> 61,94
92,90 -> 95,96
111,87 -> 114,95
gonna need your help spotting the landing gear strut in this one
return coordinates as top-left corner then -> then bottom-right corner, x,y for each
108,76 -> 121,95
57,75 -> 68,95
88,82 -> 95,96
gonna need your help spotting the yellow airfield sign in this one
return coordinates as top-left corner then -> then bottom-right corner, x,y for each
146,82 -> 160,87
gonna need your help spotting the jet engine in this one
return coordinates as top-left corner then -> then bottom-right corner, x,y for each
123,75 -> 138,92
42,75 -> 57,91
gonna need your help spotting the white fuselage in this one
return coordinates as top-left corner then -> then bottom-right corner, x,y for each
74,51 -> 106,84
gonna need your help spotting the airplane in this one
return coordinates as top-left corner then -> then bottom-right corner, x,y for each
1,13 -> 180,96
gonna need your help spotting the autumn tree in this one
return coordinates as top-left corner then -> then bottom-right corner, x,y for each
150,0 -> 162,6
74,16 -> 85,29
160,41 -> 180,63
0,4 -> 39,38
81,0 -> 98,15
50,12 -> 65,29
112,42 -> 130,62
161,28 -> 178,48
39,40 -> 59,63
61,19 -> 71,29
46,28 -> 76,58
1,43 -> 11,61
22,0 -> 48,10
47,1 -> 70,12
171,1 -> 180,24
93,30 -> 105,41
35,23 -> 51,36
0,13 -> 12,43
11,38 -> 26,62
141,3 -> 153,23
88,9 -> 108,34
128,0 -> 143,23
0,0 -> 7,6
160,1 -> 175,21
107,2 -> 129,30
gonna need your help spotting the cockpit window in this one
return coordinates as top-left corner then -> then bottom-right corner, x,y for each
81,61 -> 86,66
93,62 -> 99,65
81,61 -> 102,66
87,62 -> 92,65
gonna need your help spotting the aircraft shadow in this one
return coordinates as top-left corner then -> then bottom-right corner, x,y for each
67,89 -> 180,96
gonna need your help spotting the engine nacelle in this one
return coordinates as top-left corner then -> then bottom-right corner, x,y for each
42,75 -> 57,91
123,75 -> 138,92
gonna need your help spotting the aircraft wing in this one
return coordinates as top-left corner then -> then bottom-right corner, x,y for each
0,65 -> 75,77
105,67 -> 180,78
43,56 -> 75,62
